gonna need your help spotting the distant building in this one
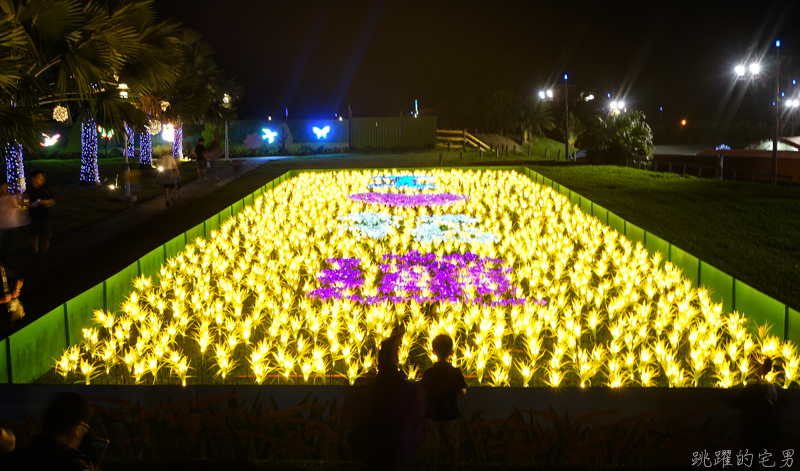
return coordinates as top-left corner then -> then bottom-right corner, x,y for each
652,138 -> 800,183
746,139 -> 799,152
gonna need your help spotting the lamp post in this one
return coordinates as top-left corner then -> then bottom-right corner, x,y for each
773,42 -> 780,186
735,40 -> 790,186
538,76 -> 583,161
223,94 -> 231,161
563,75 -> 569,162
118,83 -> 135,203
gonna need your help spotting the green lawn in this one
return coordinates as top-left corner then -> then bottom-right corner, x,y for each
437,134 -> 575,160
529,163 -> 800,311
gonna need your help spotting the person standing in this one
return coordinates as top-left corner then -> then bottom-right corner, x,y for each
207,146 -> 221,180
0,183 -> 28,263
419,334 -> 468,471
23,172 -> 54,259
362,323 -> 421,471
0,392 -> 98,471
194,138 -> 207,181
157,153 -> 180,207
0,260 -> 23,332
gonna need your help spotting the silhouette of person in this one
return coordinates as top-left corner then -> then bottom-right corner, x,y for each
362,323 -> 422,471
727,354 -> 787,453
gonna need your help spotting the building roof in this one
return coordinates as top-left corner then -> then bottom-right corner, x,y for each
653,144 -> 713,156
781,136 -> 800,150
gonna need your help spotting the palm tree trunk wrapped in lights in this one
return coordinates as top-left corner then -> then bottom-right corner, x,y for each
125,124 -> 136,161
80,119 -> 100,184
172,125 -> 183,159
139,131 -> 152,166
3,143 -> 25,193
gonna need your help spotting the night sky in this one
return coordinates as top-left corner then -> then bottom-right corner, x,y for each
156,0 -> 798,128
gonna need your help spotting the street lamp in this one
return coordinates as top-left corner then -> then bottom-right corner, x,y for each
538,78 -> 589,161
609,100 -> 625,114
223,93 -> 231,161
564,75 -> 569,162
118,83 -> 135,203
734,40 -> 789,185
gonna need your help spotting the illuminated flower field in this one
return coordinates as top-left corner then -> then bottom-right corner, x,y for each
54,169 -> 799,388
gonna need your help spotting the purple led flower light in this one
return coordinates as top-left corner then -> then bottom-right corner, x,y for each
308,252 -> 544,306
348,192 -> 468,207
308,258 -> 364,298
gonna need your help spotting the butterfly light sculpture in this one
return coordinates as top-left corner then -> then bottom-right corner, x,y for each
262,128 -> 278,144
312,126 -> 330,139
41,133 -> 60,147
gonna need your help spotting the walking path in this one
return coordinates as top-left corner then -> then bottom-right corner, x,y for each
5,157 -> 290,336
20,158 -> 281,275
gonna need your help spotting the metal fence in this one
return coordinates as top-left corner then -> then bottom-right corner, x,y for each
349,117 -> 436,151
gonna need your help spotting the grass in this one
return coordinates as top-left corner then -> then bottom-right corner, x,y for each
528,163 -> 800,311
437,134 -> 575,160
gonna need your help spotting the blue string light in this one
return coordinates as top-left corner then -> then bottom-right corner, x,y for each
173,125 -> 183,159
139,130 -> 152,166
3,142 -> 25,193
125,124 -> 135,160
80,119 -> 100,184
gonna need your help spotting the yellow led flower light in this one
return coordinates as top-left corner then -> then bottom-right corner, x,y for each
53,170 -> 798,388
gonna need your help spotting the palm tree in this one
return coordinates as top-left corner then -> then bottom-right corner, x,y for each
559,112 -> 585,149
0,0 -> 186,186
484,89 -> 519,136
518,98 -> 555,143
154,28 -> 242,156
585,110 -> 654,165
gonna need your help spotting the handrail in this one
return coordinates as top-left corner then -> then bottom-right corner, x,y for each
436,129 -> 490,151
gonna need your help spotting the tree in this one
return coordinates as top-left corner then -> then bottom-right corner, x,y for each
0,0 -> 183,186
154,28 -> 242,155
1,0 -> 238,187
559,112 -> 585,149
585,110 -> 654,165
483,89 -> 518,136
518,98 -> 555,143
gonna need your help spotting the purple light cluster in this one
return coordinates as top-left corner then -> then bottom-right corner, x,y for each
308,252 -> 546,307
348,192 -> 468,207
307,258 -> 364,299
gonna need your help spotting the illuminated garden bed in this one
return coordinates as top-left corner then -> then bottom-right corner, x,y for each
49,169 -> 799,387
